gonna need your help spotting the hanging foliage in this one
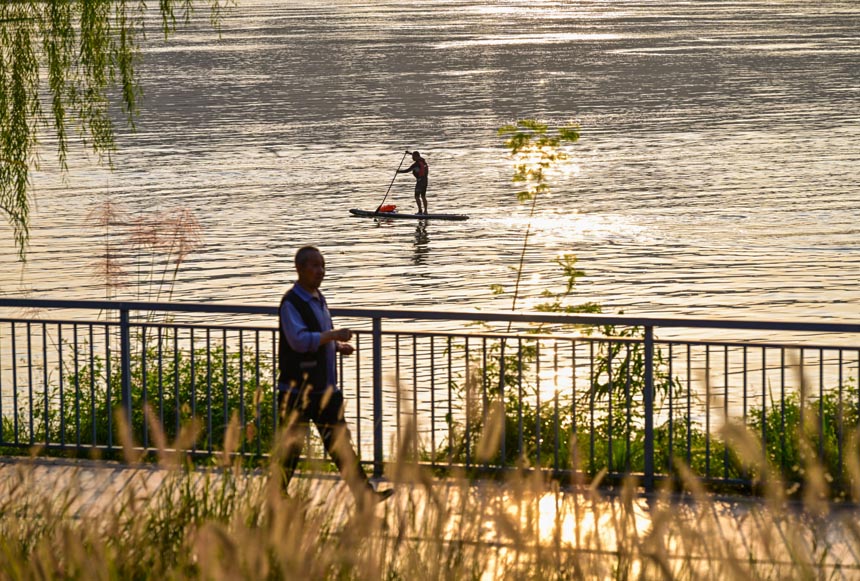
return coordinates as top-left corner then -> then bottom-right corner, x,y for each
0,0 -> 228,259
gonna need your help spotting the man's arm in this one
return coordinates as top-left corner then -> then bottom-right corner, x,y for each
397,162 -> 417,174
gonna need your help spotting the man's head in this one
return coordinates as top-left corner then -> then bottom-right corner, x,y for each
295,246 -> 325,291
412,151 -> 420,161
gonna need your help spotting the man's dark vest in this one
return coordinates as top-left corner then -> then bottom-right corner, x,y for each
278,289 -> 328,391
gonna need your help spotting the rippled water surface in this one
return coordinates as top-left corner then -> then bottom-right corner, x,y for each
4,0 -> 860,324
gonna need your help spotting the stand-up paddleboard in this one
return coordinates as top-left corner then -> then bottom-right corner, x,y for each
349,208 -> 469,221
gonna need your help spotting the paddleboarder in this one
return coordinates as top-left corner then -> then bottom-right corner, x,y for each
397,150 -> 429,214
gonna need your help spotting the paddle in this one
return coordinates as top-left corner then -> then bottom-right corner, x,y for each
376,150 -> 410,212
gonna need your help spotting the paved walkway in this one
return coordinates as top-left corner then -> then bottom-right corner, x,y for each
0,455 -> 352,519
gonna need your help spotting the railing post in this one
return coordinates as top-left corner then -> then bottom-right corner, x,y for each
643,325 -> 655,492
120,307 -> 133,430
372,317 -> 384,478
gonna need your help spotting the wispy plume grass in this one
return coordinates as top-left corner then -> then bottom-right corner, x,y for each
87,199 -> 202,303
1,379 -> 860,579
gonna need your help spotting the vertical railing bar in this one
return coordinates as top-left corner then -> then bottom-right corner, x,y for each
705,344 -> 710,479
723,344 -> 729,479
667,342 -> 674,477
272,329 -> 278,437
206,328 -> 213,454
255,330 -> 262,457
818,348 -> 824,460
517,338 -> 523,459
190,327 -> 197,454
553,393 -> 559,475
222,328 -> 229,449
142,327 -> 148,449
58,324 -> 65,447
45,324 -> 51,447
742,345 -> 748,424
553,342 -> 559,472
89,325 -> 96,446
854,349 -> 860,428
11,322 -> 18,444
742,344 -> 748,481
158,326 -> 164,436
395,334 -> 401,453
535,340 -> 541,469
837,349 -> 844,487
0,322 -> 4,444
430,335 -> 436,465
761,348 -> 767,467
482,336 -> 488,473
589,341 -> 595,474
571,340 -> 577,479
499,337 -> 506,467
799,347 -> 805,429
238,331 -> 245,455
607,339 -> 614,475
120,309 -> 132,436
106,324 -> 113,450
643,326 -> 654,492
74,324 -> 81,448
356,333 -> 362,459
27,323 -> 34,445
174,329 -> 180,444
447,335 -> 453,469
625,343 -> 631,472
330,342 -> 341,458
780,347 -> 786,473
482,337 -> 488,432
413,335 -> 418,462
372,318 -> 384,477
686,344 -> 692,466
464,337 -> 471,470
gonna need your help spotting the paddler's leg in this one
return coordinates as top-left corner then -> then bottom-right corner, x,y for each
416,179 -> 428,214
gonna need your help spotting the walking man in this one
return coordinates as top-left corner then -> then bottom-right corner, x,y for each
276,245 -> 393,505
398,150 -> 429,214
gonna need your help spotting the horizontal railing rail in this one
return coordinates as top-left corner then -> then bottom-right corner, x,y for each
1,298 -> 859,494
5,297 -> 860,334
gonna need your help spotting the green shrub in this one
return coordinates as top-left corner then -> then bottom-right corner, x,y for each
4,335 -> 275,457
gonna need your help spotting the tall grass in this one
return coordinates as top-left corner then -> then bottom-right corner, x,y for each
1,402 -> 859,580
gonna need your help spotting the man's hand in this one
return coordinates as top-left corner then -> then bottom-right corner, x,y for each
331,328 -> 352,342
337,343 -> 355,356
322,328 -> 352,344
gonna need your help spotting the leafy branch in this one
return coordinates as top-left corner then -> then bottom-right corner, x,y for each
497,119 -> 580,314
0,1 -> 229,260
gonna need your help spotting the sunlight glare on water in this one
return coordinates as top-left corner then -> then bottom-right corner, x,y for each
0,0 -> 857,327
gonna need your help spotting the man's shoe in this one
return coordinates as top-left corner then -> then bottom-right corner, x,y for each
374,488 -> 395,502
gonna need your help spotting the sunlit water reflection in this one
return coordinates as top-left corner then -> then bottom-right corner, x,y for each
2,0 -> 859,329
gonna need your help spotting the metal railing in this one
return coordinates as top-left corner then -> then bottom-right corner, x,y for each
2,298 -> 860,492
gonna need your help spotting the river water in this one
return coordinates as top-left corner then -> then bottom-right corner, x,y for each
3,0 -> 860,328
